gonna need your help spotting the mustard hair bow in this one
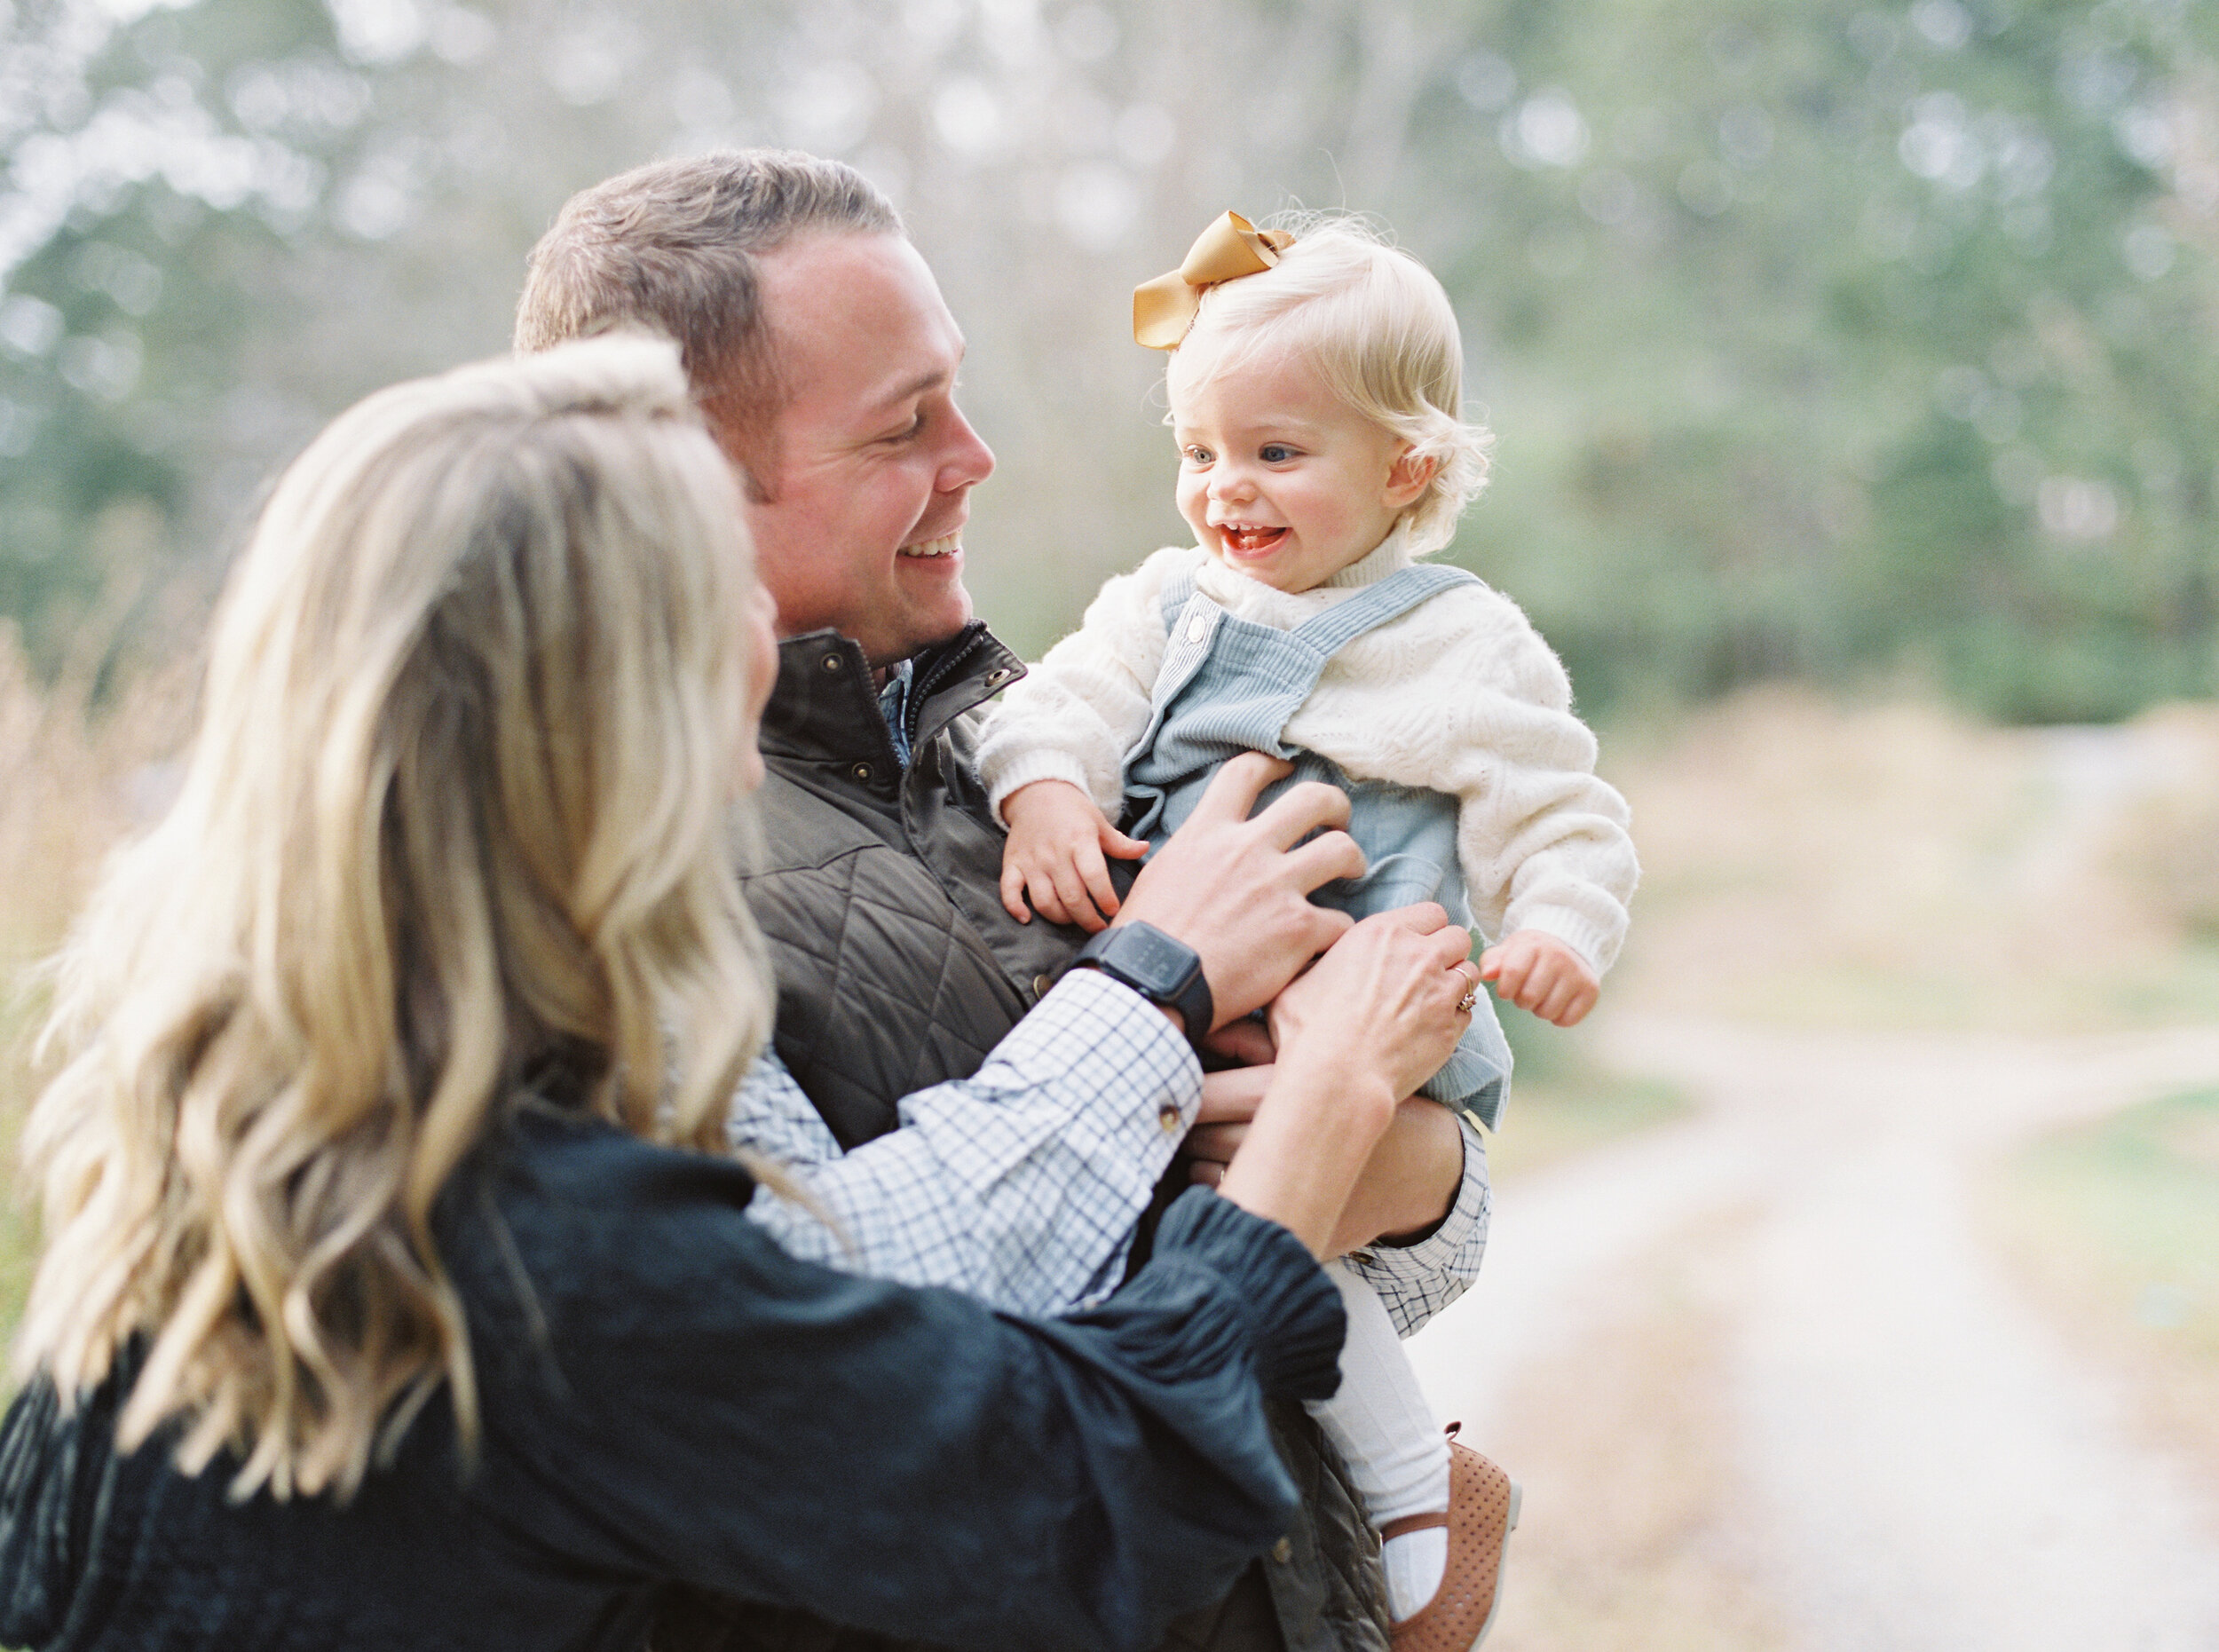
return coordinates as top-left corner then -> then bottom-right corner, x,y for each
1133,211 -> 1297,350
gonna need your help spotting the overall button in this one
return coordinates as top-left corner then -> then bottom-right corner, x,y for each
1185,613 -> 1209,644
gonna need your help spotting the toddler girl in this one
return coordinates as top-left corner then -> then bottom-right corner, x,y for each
975,213 -> 1638,1648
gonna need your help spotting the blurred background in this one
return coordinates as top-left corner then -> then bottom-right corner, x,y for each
2,0 -> 2216,1645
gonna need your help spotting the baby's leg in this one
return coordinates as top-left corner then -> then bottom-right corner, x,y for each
1308,1259 -> 1450,1622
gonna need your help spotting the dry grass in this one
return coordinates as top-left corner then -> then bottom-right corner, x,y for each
0,614 -> 199,1341
1479,1206 -> 1786,1652
1486,1066 -> 1688,1180
1978,1084 -> 2219,1490
1604,686 -> 2219,1032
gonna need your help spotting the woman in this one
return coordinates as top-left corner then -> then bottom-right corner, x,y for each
0,336 -> 1477,1651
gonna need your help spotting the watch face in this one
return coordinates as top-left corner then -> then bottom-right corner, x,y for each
1121,923 -> 1194,988
1083,921 -> 1208,1034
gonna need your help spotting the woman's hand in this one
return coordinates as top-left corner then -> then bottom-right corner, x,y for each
1113,753 -> 1365,1028
1186,1087 -> 1467,1258
1270,905 -> 1477,1104
1212,906 -> 1477,1255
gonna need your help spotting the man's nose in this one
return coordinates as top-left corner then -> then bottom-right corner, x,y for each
937,406 -> 995,491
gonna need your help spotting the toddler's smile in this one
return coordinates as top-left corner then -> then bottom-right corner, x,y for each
1215,521 -> 1290,557
1168,342 -> 1423,595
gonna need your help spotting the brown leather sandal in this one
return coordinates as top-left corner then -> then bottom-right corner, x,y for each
1386,1423 -> 1521,1652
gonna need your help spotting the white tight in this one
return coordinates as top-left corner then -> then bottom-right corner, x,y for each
1306,1259 -> 1451,1527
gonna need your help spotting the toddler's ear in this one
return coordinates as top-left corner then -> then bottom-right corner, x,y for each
1383,445 -> 1438,508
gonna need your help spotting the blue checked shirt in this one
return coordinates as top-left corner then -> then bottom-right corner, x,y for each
733,966 -> 1491,1331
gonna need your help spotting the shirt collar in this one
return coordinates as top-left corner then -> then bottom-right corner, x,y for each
1322,518 -> 1418,589
877,659 -> 915,768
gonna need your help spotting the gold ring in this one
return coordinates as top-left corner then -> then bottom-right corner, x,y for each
1456,987 -> 1478,1014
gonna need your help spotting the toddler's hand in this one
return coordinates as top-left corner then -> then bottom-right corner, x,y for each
1477,929 -> 1600,1027
999,780 -> 1149,932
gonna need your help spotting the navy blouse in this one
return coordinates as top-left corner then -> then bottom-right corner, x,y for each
0,1106 -> 1345,1652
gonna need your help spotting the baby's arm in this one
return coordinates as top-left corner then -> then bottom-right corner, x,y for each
1450,611 -> 1633,1020
975,548 -> 1188,823
1317,584 -> 1634,1014
1000,779 -> 1149,932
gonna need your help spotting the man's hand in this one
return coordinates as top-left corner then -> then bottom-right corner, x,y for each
1114,753 -> 1364,1028
999,780 -> 1147,932
1477,929 -> 1599,1027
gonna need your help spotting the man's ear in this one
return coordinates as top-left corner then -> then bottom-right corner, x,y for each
1383,445 -> 1438,510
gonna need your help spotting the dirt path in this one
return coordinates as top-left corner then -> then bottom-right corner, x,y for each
1407,1016 -> 2219,1651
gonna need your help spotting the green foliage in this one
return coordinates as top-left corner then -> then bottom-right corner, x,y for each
1389,0 -> 2219,723
3,0 -> 2216,723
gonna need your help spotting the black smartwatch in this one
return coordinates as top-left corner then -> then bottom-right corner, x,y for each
1073,921 -> 1214,1037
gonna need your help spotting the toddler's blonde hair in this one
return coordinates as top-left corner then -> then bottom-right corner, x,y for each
1168,215 -> 1491,555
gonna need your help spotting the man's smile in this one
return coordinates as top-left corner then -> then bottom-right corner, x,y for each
898,532 -> 962,560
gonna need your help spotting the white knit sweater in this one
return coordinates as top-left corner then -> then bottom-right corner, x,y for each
976,524 -> 1639,972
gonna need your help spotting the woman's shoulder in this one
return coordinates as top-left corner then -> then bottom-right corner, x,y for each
445,1109 -> 772,1322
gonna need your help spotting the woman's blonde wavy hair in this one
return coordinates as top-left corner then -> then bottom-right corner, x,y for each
1168,214 -> 1493,557
12,334 -> 776,1503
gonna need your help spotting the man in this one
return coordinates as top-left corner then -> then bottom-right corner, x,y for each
515,150 -> 1492,1651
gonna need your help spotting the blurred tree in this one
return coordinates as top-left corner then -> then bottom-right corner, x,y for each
1,0 -> 2214,723
1386,0 -> 2219,722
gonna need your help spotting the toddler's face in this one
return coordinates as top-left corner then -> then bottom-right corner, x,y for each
1169,343 -> 1420,595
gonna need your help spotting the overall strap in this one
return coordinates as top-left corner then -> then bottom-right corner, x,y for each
1157,560 -> 1202,633
1144,555 -> 1217,713
1291,563 -> 1478,657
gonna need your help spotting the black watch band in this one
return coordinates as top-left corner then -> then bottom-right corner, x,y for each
1073,921 -> 1214,1037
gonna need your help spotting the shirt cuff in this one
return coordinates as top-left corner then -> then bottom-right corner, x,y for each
985,749 -> 1095,826
1149,1189 -> 1346,1402
1012,965 -> 1203,1102
1500,903 -> 1621,976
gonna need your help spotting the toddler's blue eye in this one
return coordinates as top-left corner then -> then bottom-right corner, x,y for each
1260,444 -> 1294,462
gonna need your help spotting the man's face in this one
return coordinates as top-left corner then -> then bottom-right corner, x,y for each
740,233 -> 995,667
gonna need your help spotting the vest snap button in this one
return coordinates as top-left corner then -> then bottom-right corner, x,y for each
850,762 -> 873,783
1270,1537 -> 1293,1564
822,652 -> 844,671
987,668 -> 1013,686
1032,973 -> 1054,997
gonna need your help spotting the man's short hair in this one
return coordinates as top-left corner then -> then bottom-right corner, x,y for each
513,149 -> 901,478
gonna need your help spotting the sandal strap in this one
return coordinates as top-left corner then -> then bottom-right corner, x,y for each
1378,1509 -> 1450,1542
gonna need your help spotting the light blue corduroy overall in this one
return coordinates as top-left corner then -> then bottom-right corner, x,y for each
1121,555 -> 1512,1130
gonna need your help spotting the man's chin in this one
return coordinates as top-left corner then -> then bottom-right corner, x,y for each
868,595 -> 975,668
